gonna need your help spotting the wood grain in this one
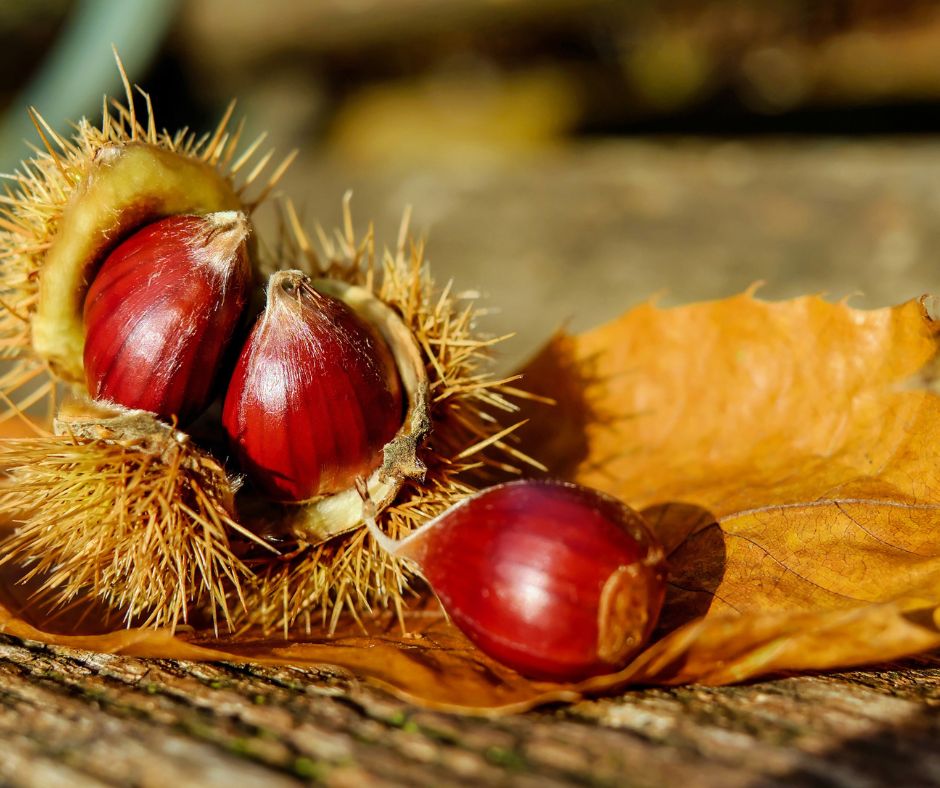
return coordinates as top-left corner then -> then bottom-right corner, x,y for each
0,634 -> 936,786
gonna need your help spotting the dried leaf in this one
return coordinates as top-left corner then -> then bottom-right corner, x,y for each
516,292 -> 940,686
2,292 -> 940,713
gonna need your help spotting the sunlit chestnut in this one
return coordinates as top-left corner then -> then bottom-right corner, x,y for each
362,478 -> 667,682
83,211 -> 251,423
222,270 -> 404,502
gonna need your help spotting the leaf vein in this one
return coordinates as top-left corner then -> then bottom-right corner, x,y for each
724,531 -> 870,604
833,501 -> 940,558
722,497 -> 940,523
666,581 -> 741,614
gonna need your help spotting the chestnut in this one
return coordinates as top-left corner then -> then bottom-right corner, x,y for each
82,212 -> 251,424
223,270 -> 405,502
362,478 -> 667,682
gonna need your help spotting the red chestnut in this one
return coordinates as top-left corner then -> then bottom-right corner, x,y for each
222,270 -> 404,502
362,479 -> 667,682
83,212 -> 251,423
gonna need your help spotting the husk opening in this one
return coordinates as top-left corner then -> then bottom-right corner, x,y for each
0,53 -> 294,420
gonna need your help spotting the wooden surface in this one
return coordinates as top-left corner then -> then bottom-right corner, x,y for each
0,635 -> 937,786
4,140 -> 940,786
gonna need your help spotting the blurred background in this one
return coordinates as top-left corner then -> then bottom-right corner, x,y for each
4,0 -> 940,367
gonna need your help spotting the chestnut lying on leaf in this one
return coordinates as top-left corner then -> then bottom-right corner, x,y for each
362,478 -> 668,682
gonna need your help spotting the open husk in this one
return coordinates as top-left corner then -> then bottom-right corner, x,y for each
236,198 -> 547,634
0,190 -> 545,631
0,53 -> 293,417
237,276 -> 432,546
0,401 -> 260,630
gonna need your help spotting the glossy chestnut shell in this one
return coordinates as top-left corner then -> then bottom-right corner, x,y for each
372,479 -> 667,681
222,270 -> 404,502
83,212 -> 251,423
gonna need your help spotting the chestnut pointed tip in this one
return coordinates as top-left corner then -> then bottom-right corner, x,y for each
196,211 -> 251,269
207,209 -> 247,230
266,270 -> 323,317
93,143 -> 122,165
268,269 -> 311,293
356,476 -> 407,557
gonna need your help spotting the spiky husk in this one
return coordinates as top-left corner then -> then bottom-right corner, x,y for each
0,55 -> 294,425
239,198 -> 549,635
0,198 -> 547,634
0,427 -> 254,631
0,54 -> 545,632
0,58 -> 538,631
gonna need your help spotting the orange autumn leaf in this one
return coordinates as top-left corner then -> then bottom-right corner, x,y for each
2,291 -> 940,713
517,291 -> 940,682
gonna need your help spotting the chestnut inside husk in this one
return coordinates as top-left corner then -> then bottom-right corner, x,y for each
227,271 -> 432,545
0,60 -> 558,650
83,212 -> 252,424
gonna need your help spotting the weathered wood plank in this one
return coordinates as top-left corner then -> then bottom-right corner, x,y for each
0,635 -> 936,786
